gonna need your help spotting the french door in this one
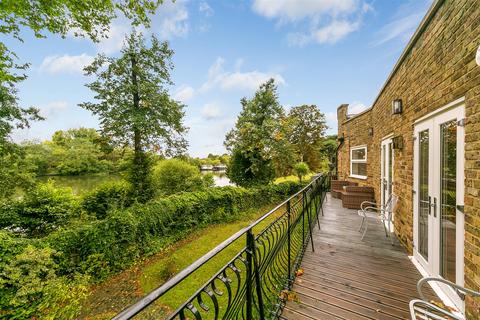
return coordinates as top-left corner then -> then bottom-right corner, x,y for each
413,104 -> 465,309
381,138 -> 394,229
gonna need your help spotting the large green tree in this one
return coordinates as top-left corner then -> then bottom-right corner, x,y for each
80,31 -> 187,201
0,0 -> 163,143
287,104 -> 327,171
225,79 -> 287,187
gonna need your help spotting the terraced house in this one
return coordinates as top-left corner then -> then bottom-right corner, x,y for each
336,0 -> 480,317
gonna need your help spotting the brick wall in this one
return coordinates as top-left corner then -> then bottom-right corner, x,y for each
336,0 -> 480,316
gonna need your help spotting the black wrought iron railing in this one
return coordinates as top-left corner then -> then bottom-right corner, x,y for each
113,173 -> 330,320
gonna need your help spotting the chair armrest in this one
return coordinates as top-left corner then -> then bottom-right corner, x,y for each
417,277 -> 480,302
409,299 -> 463,320
361,201 -> 378,210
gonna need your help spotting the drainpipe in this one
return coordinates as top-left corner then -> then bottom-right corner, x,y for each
334,136 -> 345,180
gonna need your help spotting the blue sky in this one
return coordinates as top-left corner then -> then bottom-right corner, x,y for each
10,0 -> 432,157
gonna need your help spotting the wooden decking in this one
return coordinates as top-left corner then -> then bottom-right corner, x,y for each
282,194 -> 436,320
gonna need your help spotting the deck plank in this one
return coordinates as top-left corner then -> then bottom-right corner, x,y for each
282,194 -> 437,320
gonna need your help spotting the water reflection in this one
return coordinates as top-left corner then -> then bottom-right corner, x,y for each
202,170 -> 233,187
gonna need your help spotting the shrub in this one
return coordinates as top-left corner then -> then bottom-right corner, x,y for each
82,180 -> 133,219
293,162 -> 310,182
153,159 -> 214,196
0,244 -> 88,319
0,181 -> 79,237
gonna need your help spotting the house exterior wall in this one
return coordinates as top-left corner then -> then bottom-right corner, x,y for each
336,0 -> 480,316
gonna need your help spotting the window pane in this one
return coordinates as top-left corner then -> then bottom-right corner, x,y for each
352,148 -> 366,160
440,120 -> 457,282
418,129 -> 429,261
352,163 -> 367,176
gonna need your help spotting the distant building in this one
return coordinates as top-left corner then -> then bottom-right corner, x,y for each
213,164 -> 227,171
200,164 -> 213,171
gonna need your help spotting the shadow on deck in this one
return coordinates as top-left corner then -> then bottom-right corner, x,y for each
282,194 -> 436,320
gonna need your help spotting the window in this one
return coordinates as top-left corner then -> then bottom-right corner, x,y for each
350,146 -> 367,179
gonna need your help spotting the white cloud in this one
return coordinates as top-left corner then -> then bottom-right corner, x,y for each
252,0 -> 358,22
39,54 -> 94,74
201,102 -> 222,120
40,101 -> 69,117
252,0 -> 371,46
96,23 -> 130,54
174,85 -> 195,102
199,1 -> 214,17
200,57 -> 285,92
159,0 -> 189,39
348,101 -> 369,114
372,13 -> 423,46
371,1 -> 431,47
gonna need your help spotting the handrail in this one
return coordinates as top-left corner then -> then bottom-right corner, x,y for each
113,172 -> 330,320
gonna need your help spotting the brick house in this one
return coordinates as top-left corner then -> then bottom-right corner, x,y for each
336,0 -> 479,317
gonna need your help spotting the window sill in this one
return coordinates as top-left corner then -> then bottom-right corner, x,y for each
349,175 -> 368,180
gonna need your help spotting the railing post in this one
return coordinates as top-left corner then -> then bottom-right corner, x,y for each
286,200 -> 291,286
302,191 -> 305,247
246,229 -> 265,320
246,231 -> 253,320
306,188 -> 315,253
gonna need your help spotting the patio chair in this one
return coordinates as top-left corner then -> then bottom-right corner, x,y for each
357,194 -> 397,244
409,277 -> 480,320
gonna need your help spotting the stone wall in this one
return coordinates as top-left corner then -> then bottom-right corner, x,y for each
336,0 -> 480,316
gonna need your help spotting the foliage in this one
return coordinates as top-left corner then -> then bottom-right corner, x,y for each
293,162 -> 310,182
82,180 -> 133,219
0,244 -> 89,320
23,128 -> 126,176
45,181 -> 303,280
0,181 -> 80,237
227,149 -> 275,188
153,158 -> 214,196
0,143 -> 37,199
287,104 -> 327,171
0,85 -> 43,146
225,79 -> 286,186
81,31 -> 187,200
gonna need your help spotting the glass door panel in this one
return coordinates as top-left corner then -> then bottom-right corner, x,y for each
418,130 -> 430,261
440,120 -> 457,282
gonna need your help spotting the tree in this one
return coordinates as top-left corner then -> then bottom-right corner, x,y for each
224,79 -> 286,187
293,162 -> 310,183
287,105 -> 327,171
1,0 -> 164,146
153,159 -> 213,196
80,31 -> 187,201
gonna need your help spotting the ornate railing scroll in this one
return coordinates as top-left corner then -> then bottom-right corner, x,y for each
113,172 -> 331,320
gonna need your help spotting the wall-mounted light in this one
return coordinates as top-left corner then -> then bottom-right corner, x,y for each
392,135 -> 404,149
392,99 -> 403,114
368,127 -> 373,136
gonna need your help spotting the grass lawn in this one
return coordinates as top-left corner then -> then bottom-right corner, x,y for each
274,173 -> 315,184
80,203 -> 286,319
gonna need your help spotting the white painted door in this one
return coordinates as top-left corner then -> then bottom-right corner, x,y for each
413,104 -> 465,310
381,138 -> 394,229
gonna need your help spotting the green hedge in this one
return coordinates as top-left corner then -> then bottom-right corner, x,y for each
47,181 -> 303,278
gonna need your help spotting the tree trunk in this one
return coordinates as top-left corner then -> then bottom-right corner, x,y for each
131,54 -> 141,155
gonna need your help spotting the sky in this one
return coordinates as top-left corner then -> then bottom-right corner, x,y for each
9,0 -> 432,157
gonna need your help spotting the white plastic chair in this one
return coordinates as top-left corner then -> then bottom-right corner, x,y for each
357,194 -> 397,244
409,277 -> 480,320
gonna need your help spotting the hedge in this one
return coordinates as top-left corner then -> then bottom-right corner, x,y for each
46,181 -> 304,279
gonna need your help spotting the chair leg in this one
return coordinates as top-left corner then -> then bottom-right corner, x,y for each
361,218 -> 368,241
358,216 -> 365,232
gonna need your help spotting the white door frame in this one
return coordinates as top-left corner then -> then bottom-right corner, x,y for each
413,102 -> 465,311
381,136 -> 394,229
